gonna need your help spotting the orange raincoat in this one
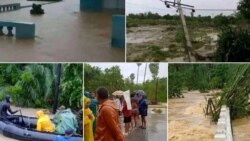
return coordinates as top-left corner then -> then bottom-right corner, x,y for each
95,100 -> 125,141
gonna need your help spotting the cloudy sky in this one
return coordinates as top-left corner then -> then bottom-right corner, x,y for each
88,63 -> 168,83
126,0 -> 240,16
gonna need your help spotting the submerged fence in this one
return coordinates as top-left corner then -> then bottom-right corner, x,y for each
214,105 -> 233,141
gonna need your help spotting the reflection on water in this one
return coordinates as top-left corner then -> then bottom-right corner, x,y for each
0,0 -> 124,62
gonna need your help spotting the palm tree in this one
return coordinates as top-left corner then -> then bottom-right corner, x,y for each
149,63 -> 159,104
130,73 -> 135,83
136,63 -> 142,84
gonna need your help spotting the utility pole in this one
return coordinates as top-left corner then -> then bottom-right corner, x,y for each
177,0 -> 194,62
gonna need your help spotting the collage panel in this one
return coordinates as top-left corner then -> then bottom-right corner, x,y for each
168,63 -> 250,141
0,0 -> 125,62
84,63 -> 167,141
126,0 -> 249,62
0,63 -> 83,141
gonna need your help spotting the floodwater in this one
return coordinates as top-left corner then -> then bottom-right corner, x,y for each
126,107 -> 167,141
0,0 -> 124,62
232,118 -> 250,141
168,91 -> 216,141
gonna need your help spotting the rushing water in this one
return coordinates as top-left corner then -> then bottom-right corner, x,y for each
0,0 -> 124,62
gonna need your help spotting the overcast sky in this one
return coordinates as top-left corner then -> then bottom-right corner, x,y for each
126,0 -> 240,16
87,63 -> 168,83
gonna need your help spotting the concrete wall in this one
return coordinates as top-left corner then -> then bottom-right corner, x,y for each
214,105 -> 233,141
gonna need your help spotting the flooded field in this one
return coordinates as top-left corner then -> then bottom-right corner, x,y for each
126,25 -> 218,62
168,91 -> 216,141
0,0 -> 124,62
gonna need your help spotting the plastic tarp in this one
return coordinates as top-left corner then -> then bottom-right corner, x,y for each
123,90 -> 132,110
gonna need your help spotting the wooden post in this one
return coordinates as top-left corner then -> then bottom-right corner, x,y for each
177,0 -> 195,62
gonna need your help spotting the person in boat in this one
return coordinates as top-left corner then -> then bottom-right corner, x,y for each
137,90 -> 148,129
0,95 -> 20,123
94,87 -> 125,141
36,110 -> 55,132
53,128 -> 75,141
84,96 -> 95,141
53,105 -> 78,135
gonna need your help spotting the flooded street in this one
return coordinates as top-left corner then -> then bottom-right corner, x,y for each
168,91 -> 216,141
0,0 -> 124,62
126,107 -> 167,141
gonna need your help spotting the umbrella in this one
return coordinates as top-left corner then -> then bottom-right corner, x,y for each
112,90 -> 124,96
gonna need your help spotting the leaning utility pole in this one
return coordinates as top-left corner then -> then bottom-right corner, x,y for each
177,0 -> 194,62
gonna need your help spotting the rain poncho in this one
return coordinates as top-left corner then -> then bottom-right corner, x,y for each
84,91 -> 98,132
95,100 -> 125,141
53,109 -> 78,134
36,110 -> 55,132
84,97 -> 95,141
138,90 -> 148,117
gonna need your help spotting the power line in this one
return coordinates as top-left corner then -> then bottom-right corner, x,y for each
127,2 -> 237,12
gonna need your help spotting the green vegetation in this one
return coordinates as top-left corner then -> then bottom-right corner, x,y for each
127,1 -> 250,62
84,63 -> 167,103
169,64 -> 250,121
215,27 -> 250,62
0,64 -> 83,110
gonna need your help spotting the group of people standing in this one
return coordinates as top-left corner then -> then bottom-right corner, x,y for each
116,90 -> 148,136
84,87 -> 148,141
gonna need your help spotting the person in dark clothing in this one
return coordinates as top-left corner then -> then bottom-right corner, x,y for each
0,96 -> 20,123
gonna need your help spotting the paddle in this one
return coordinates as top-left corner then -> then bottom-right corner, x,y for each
19,108 -> 25,127
14,94 -> 25,127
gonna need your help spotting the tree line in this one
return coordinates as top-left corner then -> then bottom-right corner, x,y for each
169,64 -> 250,120
84,63 -> 167,103
0,64 -> 83,111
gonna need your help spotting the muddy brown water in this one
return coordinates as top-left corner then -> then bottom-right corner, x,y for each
0,0 -> 124,62
232,118 -> 250,141
127,25 -> 218,62
168,91 -> 216,141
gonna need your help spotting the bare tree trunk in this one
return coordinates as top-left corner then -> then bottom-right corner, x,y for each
53,64 -> 61,114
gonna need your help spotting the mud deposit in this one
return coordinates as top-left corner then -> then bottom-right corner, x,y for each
168,91 -> 216,141
127,25 -> 218,62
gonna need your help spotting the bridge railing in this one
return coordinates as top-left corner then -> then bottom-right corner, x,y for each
0,20 -> 35,39
0,3 -> 21,13
214,105 -> 233,141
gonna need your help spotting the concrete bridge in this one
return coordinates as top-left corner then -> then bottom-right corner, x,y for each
0,3 -> 21,12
